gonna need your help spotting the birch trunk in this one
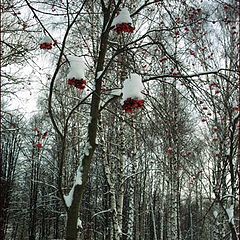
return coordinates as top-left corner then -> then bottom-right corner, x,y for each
127,122 -> 137,240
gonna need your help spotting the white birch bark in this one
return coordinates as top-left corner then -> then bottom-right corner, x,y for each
127,121 -> 137,240
100,116 -> 125,240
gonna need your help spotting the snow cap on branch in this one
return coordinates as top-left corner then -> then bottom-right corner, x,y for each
67,55 -> 86,80
40,35 -> 52,44
40,35 -> 53,50
112,7 -> 133,26
121,73 -> 144,103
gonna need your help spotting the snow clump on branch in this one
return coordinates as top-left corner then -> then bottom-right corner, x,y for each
112,7 -> 134,34
40,35 -> 53,50
67,55 -> 87,91
122,74 -> 144,102
121,74 -> 145,114
67,55 -> 86,80
112,7 -> 133,26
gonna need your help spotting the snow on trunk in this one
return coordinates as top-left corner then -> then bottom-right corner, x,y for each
64,163 -> 83,208
213,210 -> 218,218
226,205 -> 234,224
83,142 -> 92,156
77,218 -> 82,229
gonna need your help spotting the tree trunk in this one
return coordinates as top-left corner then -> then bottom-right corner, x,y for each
66,184 -> 84,239
65,4 -> 111,238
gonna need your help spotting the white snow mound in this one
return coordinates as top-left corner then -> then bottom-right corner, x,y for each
67,55 -> 86,80
112,7 -> 133,26
40,35 -> 52,44
122,74 -> 144,103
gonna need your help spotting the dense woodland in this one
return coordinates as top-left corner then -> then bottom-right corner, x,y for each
1,0 -> 240,239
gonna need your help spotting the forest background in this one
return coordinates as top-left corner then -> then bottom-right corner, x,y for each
1,0 -> 240,239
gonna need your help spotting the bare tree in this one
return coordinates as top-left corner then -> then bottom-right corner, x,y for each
2,0 -> 239,239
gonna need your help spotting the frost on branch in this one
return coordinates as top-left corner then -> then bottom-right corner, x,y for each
67,55 -> 87,91
40,35 -> 53,50
112,7 -> 135,34
121,74 -> 144,114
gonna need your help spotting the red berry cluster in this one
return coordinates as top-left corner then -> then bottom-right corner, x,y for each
209,82 -> 220,95
114,23 -> 135,34
188,8 -> 202,22
40,42 -> 52,50
122,98 -> 144,114
68,78 -> 87,90
167,147 -> 173,156
36,143 -> 43,149
209,82 -> 219,89
34,128 -> 48,150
